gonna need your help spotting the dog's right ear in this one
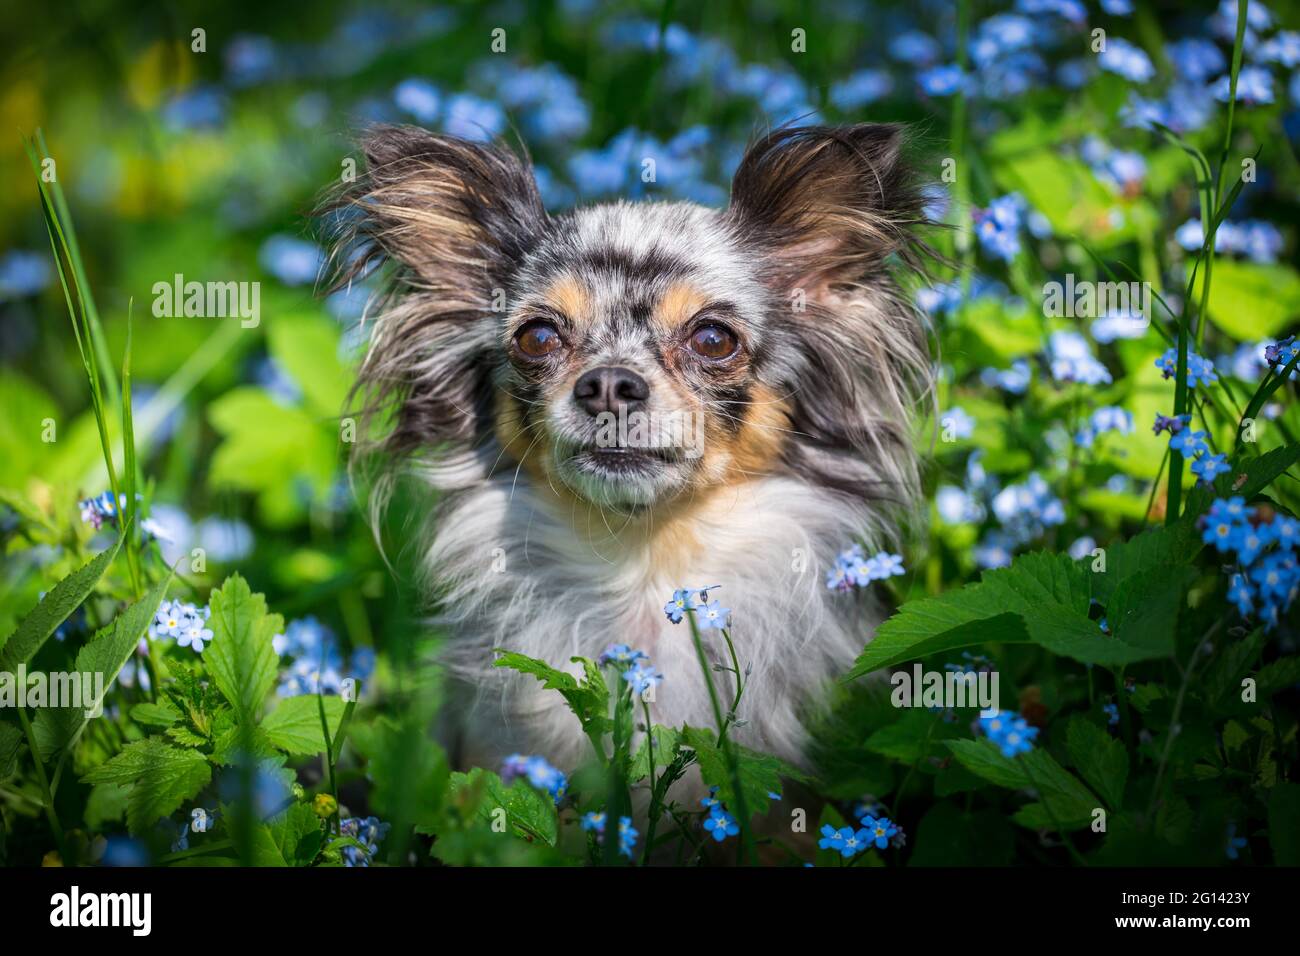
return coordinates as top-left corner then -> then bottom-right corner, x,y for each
326,124 -> 547,298
320,126 -> 548,466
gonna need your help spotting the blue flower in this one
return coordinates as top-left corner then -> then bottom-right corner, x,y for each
442,93 -> 506,142
1048,330 -> 1112,385
703,807 -> 740,842
1103,703 -> 1120,726
974,194 -> 1025,262
598,643 -> 648,667
663,588 -> 697,623
1212,67 -> 1274,105
1191,453 -> 1230,485
624,662 -> 664,697
978,710 -> 1039,758
339,815 -> 390,867
1155,348 -> 1218,387
860,815 -> 899,849
695,599 -> 730,630
617,816 -> 638,858
0,250 -> 52,300
501,755 -> 568,804
258,235 -> 323,287
1225,822 -> 1248,860
829,69 -> 893,109
1166,38 -> 1225,82
1169,429 -> 1209,457
940,407 -> 976,440
1098,38 -> 1155,83
818,824 -> 868,858
393,78 -> 441,123
581,811 -> 606,833
918,65 -> 970,98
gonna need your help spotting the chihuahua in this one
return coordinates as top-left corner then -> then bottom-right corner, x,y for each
323,122 -> 932,780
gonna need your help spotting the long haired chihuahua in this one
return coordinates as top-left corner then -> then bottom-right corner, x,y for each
323,123 -> 932,778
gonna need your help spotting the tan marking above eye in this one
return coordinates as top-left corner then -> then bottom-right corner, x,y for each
542,275 -> 591,325
655,282 -> 711,334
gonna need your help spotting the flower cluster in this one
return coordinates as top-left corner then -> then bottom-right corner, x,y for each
272,616 -> 375,698
1047,330 -> 1112,386
598,644 -> 663,697
1161,416 -> 1231,486
338,815 -> 390,867
663,585 -> 729,630
148,599 -> 214,653
1155,348 -> 1219,388
581,811 -> 638,858
977,710 -> 1039,758
1174,218 -> 1284,264
1202,498 -> 1299,629
817,813 -> 904,859
825,545 -> 906,592
501,754 -> 568,805
973,193 -> 1026,262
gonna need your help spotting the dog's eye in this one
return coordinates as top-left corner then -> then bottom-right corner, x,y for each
515,320 -> 563,358
688,324 -> 738,360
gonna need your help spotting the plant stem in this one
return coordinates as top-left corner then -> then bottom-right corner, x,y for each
686,610 -> 756,864
18,706 -> 66,860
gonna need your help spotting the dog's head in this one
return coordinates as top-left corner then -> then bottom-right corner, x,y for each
326,124 -> 932,517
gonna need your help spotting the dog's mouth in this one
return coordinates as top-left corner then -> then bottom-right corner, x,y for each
567,444 -> 677,478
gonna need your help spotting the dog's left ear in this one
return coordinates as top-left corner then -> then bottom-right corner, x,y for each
726,123 -> 923,299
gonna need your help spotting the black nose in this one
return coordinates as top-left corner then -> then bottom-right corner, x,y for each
573,366 -> 649,416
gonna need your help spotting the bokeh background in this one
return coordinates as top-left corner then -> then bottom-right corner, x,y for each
2,0 -> 1299,865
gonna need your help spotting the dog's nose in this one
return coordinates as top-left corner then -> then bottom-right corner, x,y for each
573,366 -> 649,416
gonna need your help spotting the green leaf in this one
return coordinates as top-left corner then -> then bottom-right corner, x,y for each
445,768 -> 559,847
1065,716 -> 1128,810
946,739 -> 1099,831
680,726 -> 799,815
267,312 -> 350,418
628,725 -> 680,781
0,534 -> 123,670
1269,782 -> 1300,866
130,702 -> 181,727
83,737 -> 212,834
33,570 -> 173,761
261,694 -> 346,756
493,652 -> 611,735
205,574 -> 281,723
846,551 -> 1164,679
864,710 -> 959,764
254,801 -> 324,867
0,721 -> 22,779
1197,259 -> 1300,339
908,802 -> 1014,866
1105,564 -> 1195,660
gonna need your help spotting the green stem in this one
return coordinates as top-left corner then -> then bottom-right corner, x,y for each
686,610 -> 756,864
18,705 -> 66,860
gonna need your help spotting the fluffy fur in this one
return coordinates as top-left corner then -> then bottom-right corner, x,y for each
321,123 -> 933,777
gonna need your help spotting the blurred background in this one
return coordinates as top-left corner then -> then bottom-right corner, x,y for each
2,0 -> 1299,762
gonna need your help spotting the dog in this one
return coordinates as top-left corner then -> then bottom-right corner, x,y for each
322,122 -> 933,784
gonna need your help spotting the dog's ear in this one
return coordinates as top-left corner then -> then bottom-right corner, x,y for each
330,124 -> 547,298
728,125 -> 933,517
726,123 -> 923,300
320,125 -> 548,466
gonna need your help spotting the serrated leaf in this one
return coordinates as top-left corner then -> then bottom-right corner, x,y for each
493,651 -> 610,735
131,702 -> 181,727
254,801 -> 324,866
1105,564 -> 1195,660
680,725 -> 799,817
946,739 -> 1099,831
205,574 -> 281,722
847,551 -> 1153,679
0,534 -> 123,669
83,737 -> 212,834
446,768 -> 559,847
261,694 -> 346,756
33,571 -> 173,761
1257,656 -> 1300,696
1065,716 -> 1127,810
628,725 -> 680,780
